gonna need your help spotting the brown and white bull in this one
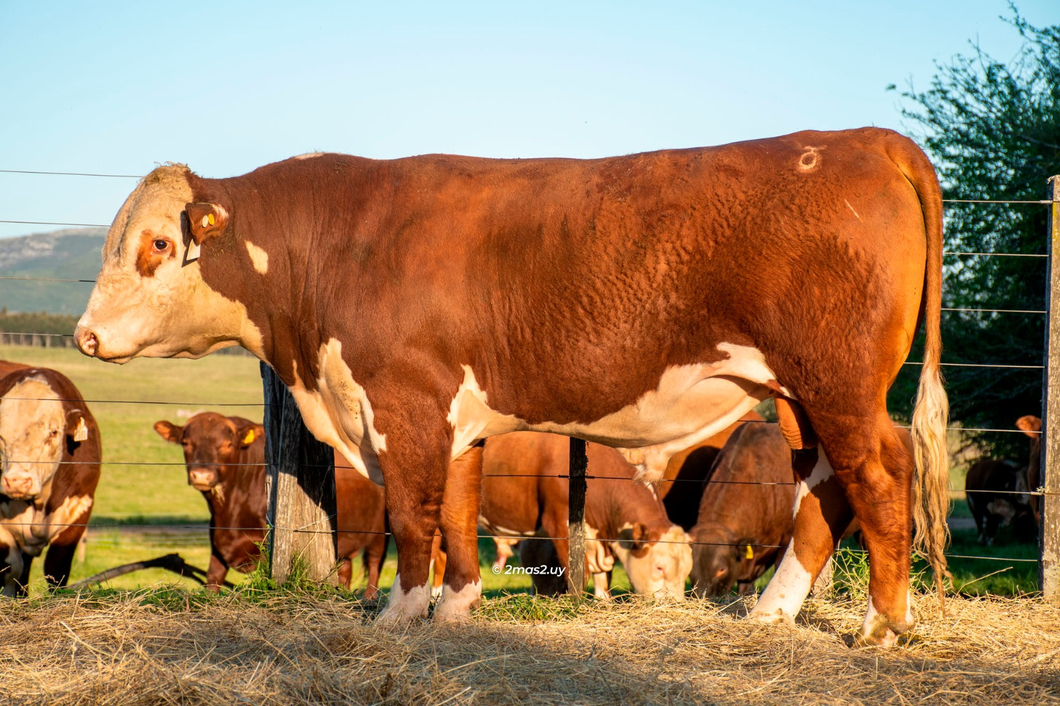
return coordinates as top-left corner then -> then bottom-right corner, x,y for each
74,127 -> 949,645
155,412 -> 388,595
0,363 -> 101,595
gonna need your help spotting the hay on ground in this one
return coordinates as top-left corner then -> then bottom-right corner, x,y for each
0,589 -> 1058,705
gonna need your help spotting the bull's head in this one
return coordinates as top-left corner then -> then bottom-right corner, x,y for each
74,166 -> 261,362
0,377 -> 87,500
155,413 -> 264,493
612,523 -> 692,599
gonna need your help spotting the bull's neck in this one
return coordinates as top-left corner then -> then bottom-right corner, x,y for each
191,172 -> 371,388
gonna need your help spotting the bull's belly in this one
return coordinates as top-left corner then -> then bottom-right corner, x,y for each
449,343 -> 784,464
290,340 -> 784,485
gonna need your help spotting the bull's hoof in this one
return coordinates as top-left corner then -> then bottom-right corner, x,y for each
856,613 -> 913,648
376,578 -> 431,626
746,607 -> 796,626
432,580 -> 482,623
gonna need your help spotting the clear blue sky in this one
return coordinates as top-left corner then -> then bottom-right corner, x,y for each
1,0 -> 1056,240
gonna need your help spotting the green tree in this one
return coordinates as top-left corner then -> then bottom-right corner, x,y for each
888,7 -> 1060,459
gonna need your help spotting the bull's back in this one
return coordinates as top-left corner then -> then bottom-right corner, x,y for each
363,128 -> 934,416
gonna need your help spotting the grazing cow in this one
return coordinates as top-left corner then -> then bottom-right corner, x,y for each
964,415 -> 1041,545
475,432 -> 692,599
154,413 -> 388,595
689,422 -> 797,597
0,364 -> 101,595
657,412 -> 764,530
74,127 -> 948,644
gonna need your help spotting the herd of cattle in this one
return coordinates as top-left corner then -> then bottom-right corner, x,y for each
0,358 -> 1042,601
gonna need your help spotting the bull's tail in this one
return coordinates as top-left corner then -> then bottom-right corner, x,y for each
897,137 -> 952,611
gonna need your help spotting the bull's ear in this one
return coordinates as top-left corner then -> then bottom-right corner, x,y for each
154,420 -> 184,444
1016,416 -> 1042,438
66,409 -> 88,443
183,203 -> 229,263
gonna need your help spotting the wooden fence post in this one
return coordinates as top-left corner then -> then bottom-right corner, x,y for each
1041,176 -> 1060,600
567,438 -> 588,598
261,363 -> 340,587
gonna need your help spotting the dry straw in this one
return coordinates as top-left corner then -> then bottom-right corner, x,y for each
0,587 -> 1058,705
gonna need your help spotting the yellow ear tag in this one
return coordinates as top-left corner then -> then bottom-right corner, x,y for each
208,213 -> 215,226
745,544 -> 754,560
73,418 -> 88,443
242,429 -> 256,445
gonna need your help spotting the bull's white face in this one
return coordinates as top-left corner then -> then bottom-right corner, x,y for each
75,166 -> 261,363
0,379 -> 77,500
612,525 -> 692,599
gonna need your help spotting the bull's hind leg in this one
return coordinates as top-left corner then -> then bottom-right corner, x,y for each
751,447 -> 853,623
834,420 -> 916,646
434,444 -> 484,622
805,414 -> 916,646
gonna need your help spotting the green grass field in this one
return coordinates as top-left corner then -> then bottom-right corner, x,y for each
0,344 -> 1039,598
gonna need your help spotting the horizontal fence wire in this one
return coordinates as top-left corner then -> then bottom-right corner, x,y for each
0,520 -> 1037,564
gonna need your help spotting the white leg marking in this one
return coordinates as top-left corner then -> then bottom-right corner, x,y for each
749,538 -> 814,623
377,573 -> 431,625
751,452 -> 835,622
433,579 -> 482,622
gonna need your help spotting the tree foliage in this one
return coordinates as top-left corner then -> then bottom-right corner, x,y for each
889,7 -> 1060,458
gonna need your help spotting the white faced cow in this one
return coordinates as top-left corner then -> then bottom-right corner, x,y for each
74,128 -> 948,645
0,363 -> 100,595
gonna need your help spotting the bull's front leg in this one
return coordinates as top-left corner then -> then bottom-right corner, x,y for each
376,418 -> 453,626
434,443 -> 484,622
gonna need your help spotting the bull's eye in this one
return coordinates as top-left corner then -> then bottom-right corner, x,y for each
152,239 -> 169,253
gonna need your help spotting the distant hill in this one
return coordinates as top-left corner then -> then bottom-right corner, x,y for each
0,228 -> 106,315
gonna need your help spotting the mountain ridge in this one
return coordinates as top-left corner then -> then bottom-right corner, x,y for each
0,228 -> 106,315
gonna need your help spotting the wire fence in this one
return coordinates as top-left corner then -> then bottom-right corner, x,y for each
0,172 -> 1052,591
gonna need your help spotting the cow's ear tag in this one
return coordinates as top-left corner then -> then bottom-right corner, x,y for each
242,428 -> 256,445
745,544 -> 754,560
185,238 -> 202,263
73,418 -> 88,443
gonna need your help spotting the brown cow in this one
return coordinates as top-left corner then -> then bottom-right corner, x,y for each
475,432 -> 692,599
154,412 -> 388,595
964,415 -> 1041,545
75,128 -> 948,644
658,412 -> 764,530
689,422 -> 796,596
0,364 -> 101,595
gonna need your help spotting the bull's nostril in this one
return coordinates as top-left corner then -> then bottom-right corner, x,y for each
74,328 -> 98,357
